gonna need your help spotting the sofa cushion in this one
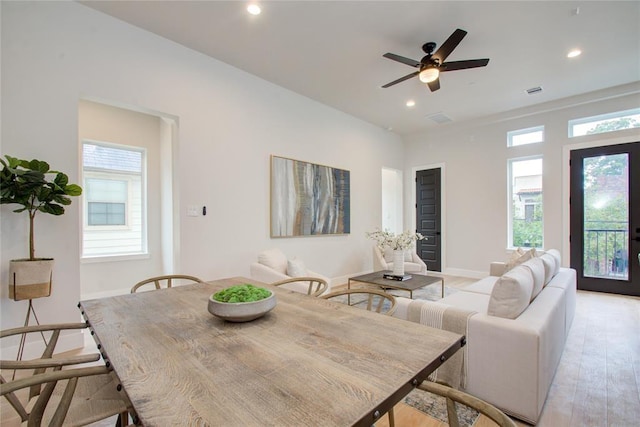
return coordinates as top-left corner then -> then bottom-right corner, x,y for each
460,276 -> 498,295
487,265 -> 534,319
287,258 -> 308,277
505,248 -> 537,271
440,290 -> 491,314
539,253 -> 557,285
258,248 -> 288,274
522,257 -> 545,300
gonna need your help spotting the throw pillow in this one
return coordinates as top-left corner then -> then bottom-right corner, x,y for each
404,250 -> 413,262
258,248 -> 288,274
487,265 -> 534,319
287,258 -> 308,277
506,248 -> 523,265
539,253 -> 557,285
521,257 -> 545,300
505,248 -> 537,271
546,249 -> 562,275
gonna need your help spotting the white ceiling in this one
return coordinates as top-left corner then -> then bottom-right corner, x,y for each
81,1 -> 640,136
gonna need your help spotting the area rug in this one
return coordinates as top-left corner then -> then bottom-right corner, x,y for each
384,282 -> 458,301
394,285 -> 479,425
337,283 -> 479,425
402,386 -> 479,426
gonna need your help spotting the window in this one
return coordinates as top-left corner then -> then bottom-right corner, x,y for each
88,202 -> 126,225
507,125 -> 544,147
508,157 -> 543,249
82,142 -> 146,258
86,178 -> 127,225
569,108 -> 640,137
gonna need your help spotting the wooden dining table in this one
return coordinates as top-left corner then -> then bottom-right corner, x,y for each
79,277 -> 464,426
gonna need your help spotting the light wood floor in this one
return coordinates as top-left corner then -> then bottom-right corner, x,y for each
3,275 -> 639,426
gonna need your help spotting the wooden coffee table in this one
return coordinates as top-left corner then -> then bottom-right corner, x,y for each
348,270 -> 445,299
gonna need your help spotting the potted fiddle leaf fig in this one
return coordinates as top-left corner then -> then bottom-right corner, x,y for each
0,155 -> 82,300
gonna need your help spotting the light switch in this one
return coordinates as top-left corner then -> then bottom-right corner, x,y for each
187,205 -> 199,217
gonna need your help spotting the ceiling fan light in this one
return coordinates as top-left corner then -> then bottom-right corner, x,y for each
567,48 -> 581,58
419,68 -> 439,83
247,4 -> 261,15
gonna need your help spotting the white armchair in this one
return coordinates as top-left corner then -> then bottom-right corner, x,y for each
250,248 -> 331,295
372,246 -> 427,274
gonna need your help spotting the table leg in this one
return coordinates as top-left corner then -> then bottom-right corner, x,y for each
348,279 -> 351,306
441,277 -> 445,298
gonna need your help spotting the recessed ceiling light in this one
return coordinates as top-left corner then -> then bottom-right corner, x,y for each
406,100 -> 416,107
567,49 -> 582,58
247,4 -> 261,15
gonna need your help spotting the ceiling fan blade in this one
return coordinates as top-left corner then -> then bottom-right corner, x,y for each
427,78 -> 440,92
440,58 -> 490,72
381,71 -> 420,88
432,28 -> 467,63
383,52 -> 421,68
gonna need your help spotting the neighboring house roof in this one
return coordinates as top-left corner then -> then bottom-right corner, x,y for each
517,188 -> 542,195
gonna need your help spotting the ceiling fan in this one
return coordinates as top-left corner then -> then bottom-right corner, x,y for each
382,28 -> 489,92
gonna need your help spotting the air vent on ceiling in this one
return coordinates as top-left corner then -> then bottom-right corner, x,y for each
426,112 -> 453,124
526,86 -> 543,95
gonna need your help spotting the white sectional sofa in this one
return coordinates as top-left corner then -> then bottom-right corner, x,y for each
393,249 -> 576,424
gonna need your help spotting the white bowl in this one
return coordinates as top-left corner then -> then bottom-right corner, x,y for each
208,292 -> 276,322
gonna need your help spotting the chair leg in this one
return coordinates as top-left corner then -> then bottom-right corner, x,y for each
445,397 -> 460,427
388,407 -> 395,427
116,411 -> 129,427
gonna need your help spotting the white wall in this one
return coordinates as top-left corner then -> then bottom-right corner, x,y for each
381,167 -> 403,234
0,1 -> 403,336
404,83 -> 640,276
78,100 -> 165,296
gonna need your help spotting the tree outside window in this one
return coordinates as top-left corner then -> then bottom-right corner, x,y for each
509,157 -> 543,248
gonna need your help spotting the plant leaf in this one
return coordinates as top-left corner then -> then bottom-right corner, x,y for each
40,204 -> 64,215
65,184 -> 82,196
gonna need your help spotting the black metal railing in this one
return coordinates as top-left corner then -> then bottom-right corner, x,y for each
584,221 -> 628,279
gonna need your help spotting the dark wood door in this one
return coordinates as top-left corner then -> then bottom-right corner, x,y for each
416,168 -> 442,272
570,141 -> 640,295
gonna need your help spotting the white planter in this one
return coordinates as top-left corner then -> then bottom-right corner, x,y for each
8,259 -> 54,301
392,250 -> 405,276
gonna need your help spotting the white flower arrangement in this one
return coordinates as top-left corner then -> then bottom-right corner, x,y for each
366,229 -> 424,251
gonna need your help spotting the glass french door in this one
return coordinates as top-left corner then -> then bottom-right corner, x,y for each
570,141 -> 640,295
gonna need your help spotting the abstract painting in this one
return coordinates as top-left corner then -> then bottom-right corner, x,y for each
271,155 -> 350,237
